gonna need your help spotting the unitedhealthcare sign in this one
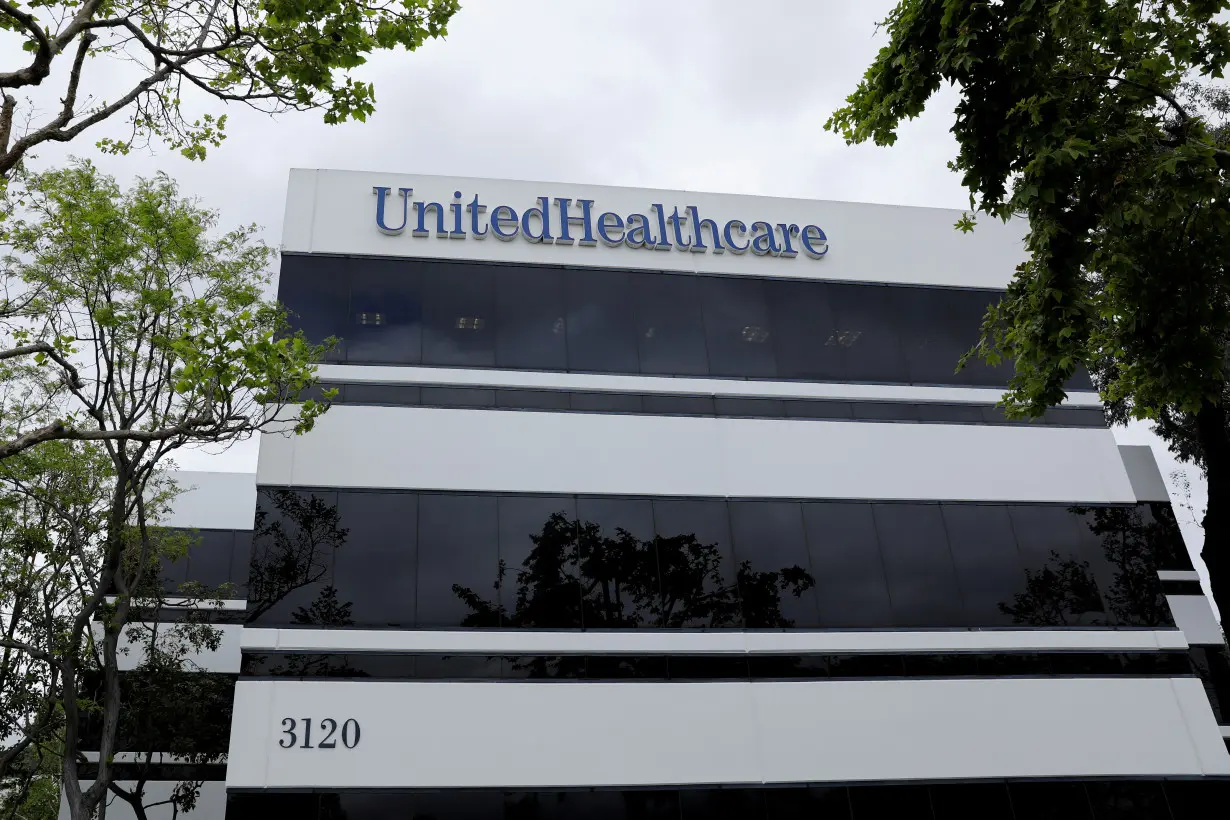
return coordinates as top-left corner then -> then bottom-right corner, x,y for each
373,186 -> 830,259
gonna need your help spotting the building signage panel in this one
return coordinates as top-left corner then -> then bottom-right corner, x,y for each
372,187 -> 829,259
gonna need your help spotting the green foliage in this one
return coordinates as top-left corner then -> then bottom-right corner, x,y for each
827,0 -> 1230,422
0,0 -> 460,172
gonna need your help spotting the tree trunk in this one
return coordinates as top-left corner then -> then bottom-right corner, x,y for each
1196,399 -> 1230,644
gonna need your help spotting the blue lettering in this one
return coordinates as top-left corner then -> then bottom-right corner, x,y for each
625,213 -> 654,248
723,219 -> 750,254
649,204 -> 672,251
521,196 -> 553,243
750,221 -> 781,256
373,186 -> 412,235
687,206 -> 722,254
413,200 -> 448,238
667,206 -> 692,251
491,205 -> 519,240
448,191 -> 466,239
467,194 -> 488,240
556,199 -> 596,247
776,223 -> 799,258
597,212 -> 625,246
801,225 -> 829,258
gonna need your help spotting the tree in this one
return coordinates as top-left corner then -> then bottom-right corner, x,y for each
826,1 -> 1230,633
0,161 -> 332,820
0,0 -> 460,177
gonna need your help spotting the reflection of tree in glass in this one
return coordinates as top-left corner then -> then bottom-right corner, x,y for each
452,511 -> 815,631
245,490 -> 357,677
1000,506 -> 1170,627
1074,505 -> 1171,627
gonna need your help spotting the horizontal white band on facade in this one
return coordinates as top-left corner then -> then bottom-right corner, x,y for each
161,470 -> 255,531
1159,571 -> 1203,583
257,404 -> 1136,503
105,595 -> 247,611
1166,595 -> 1225,646
315,364 -> 1104,408
240,627 -> 1189,655
226,676 -> 1230,789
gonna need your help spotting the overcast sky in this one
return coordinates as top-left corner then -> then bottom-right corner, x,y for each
14,0 -> 1210,572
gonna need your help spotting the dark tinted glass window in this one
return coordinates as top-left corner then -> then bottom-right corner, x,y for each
699,277 -> 776,378
496,389 -> 571,410
826,282 -> 908,383
421,387 -> 496,408
729,501 -> 819,628
784,400 -> 854,420
803,502 -> 893,628
898,287 -> 1003,386
680,788 -> 767,820
346,258 -> 422,364
328,791 -> 503,820
496,495 -> 581,628
186,530 -> 234,591
850,401 -> 917,421
577,497 -> 659,628
1165,779 -> 1230,820
158,549 -> 188,595
765,278 -> 837,380
1075,506 -> 1172,627
413,654 -> 502,679
667,655 -> 750,679
344,383 -> 421,406
278,255 -> 348,362
333,491 -> 416,627
1009,781 -> 1094,820
566,269 -> 639,373
422,262 -> 496,366
848,784 -> 933,819
642,394 -> 714,416
247,490 -> 341,626
570,391 -> 645,413
228,792 -> 320,820
622,789 -> 682,820
1009,505 -> 1110,626
501,655 -> 585,679
417,494 -> 498,628
586,655 -> 669,679
652,499 -> 743,628
1143,502 -> 1194,571
231,531 -> 252,598
506,791 -> 628,820
928,782 -> 1014,820
714,397 -> 785,418
631,272 -> 709,375
874,503 -> 966,627
916,403 -> 985,423
495,265 -> 567,370
764,785 -> 850,820
941,504 -> 1027,626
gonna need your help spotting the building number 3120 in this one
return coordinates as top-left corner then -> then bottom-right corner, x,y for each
279,718 -> 361,749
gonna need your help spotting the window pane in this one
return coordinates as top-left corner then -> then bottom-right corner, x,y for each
333,491 -> 416,627
497,495 -> 581,628
929,782 -> 1013,820
632,271 -> 710,375
729,501 -> 819,628
247,490 -> 342,626
278,255 -> 348,362
765,786 -> 850,820
346,258 -> 422,364
941,504 -> 1028,627
496,390 -> 571,411
422,261 -> 496,367
714,397 -> 785,418
1008,505 -> 1110,626
642,394 -> 714,416
420,387 -> 496,408
417,494 -> 498,627
624,789 -> 682,820
577,497 -> 659,628
231,531 -> 252,598
847,784 -> 933,819
680,788 -> 766,820
506,791 -> 627,820
330,791 -> 502,820
495,265 -> 567,370
186,530 -> 234,592
803,502 -> 893,628
566,269 -> 639,373
1008,782 -> 1094,820
652,499 -> 743,628
1075,506 -> 1172,627
699,276 -> 777,378
784,400 -> 854,420
765,278 -> 838,380
873,503 -> 966,627
1144,502 -> 1195,571
570,392 -> 645,413
344,383 -> 420,406
898,287 -> 1005,386
826,283 -> 908,383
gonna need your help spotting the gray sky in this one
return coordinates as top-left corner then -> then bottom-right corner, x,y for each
14,0 -> 1210,572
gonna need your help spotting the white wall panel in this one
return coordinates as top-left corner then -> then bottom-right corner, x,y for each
256,405 -> 1137,503
1168,595 -> 1226,646
241,626 -> 1189,655
225,677 -> 1230,790
162,471 -> 255,530
284,170 -> 1027,289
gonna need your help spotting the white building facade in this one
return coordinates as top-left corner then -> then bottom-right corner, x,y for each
73,171 -> 1230,819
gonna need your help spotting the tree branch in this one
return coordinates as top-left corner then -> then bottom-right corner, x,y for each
0,341 -> 86,388
0,0 -> 54,88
